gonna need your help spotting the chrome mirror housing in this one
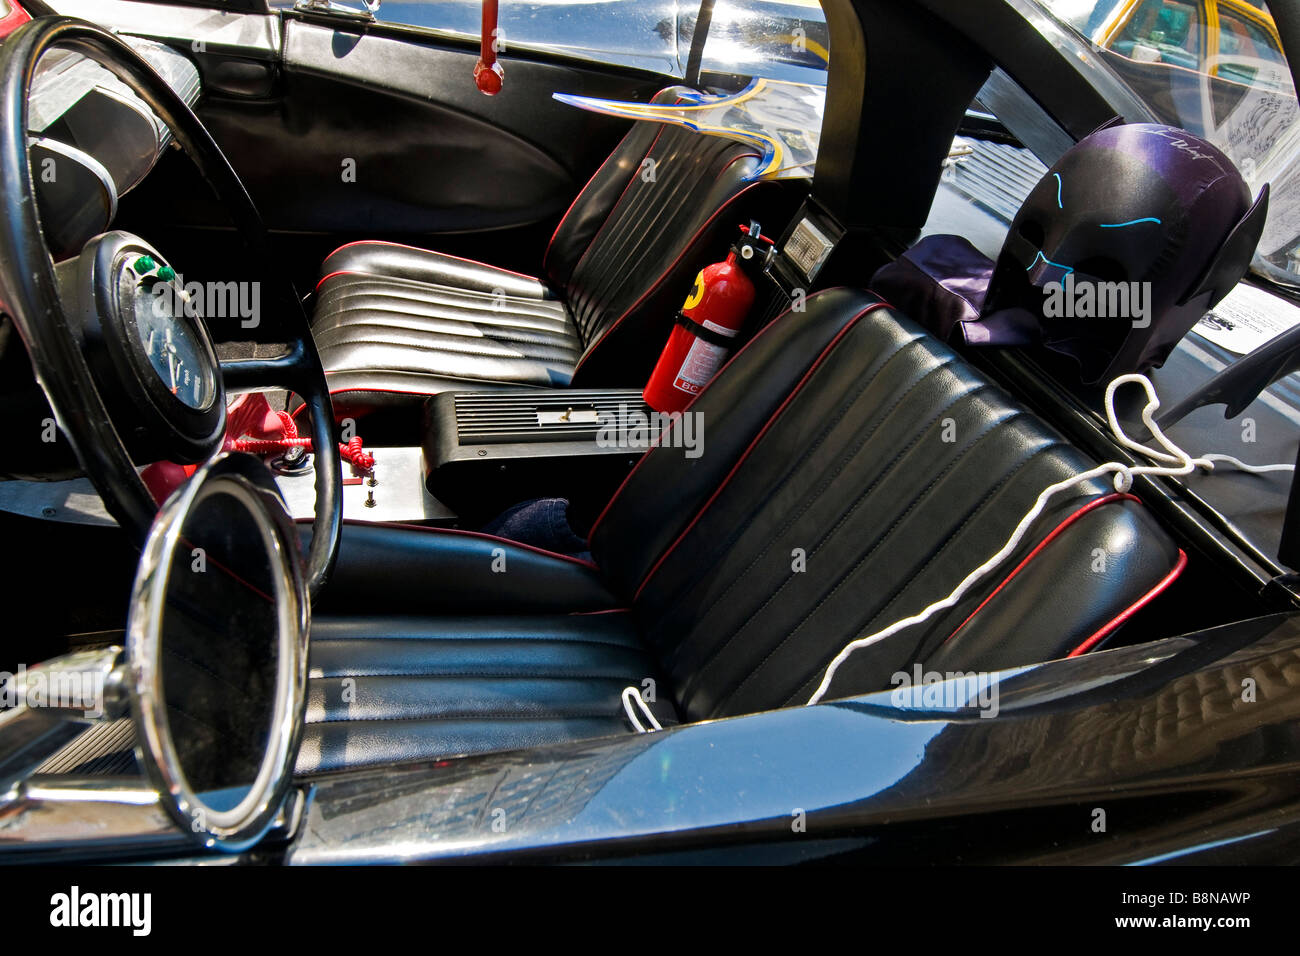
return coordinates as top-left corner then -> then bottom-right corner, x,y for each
293,0 -> 380,23
125,452 -> 309,852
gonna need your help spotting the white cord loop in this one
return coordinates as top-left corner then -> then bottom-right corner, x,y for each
806,373 -> 1291,706
622,686 -> 663,733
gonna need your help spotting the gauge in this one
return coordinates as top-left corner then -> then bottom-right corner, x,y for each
128,279 -> 216,410
67,233 -> 225,465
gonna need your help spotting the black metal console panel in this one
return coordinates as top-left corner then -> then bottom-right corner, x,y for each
423,388 -> 657,529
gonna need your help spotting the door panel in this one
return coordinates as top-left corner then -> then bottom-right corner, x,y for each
222,17 -> 659,235
114,7 -> 667,284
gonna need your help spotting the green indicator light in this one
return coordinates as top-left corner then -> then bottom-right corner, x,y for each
132,255 -> 156,274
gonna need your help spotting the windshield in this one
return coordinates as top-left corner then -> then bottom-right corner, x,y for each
1035,0 -> 1300,287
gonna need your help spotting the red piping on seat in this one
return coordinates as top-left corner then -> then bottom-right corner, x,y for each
322,240 -> 542,285
1066,548 -> 1188,657
561,127 -> 669,291
316,517 -> 601,570
629,302 -> 888,601
544,87 -> 695,278
571,165 -> 761,378
939,492 -> 1141,648
585,286 -> 857,541
315,269 -> 354,293
543,128 -> 662,281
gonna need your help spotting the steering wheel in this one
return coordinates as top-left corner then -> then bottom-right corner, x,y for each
0,17 -> 341,597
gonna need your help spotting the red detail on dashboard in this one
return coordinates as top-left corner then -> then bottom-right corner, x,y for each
142,393 -> 374,504
230,400 -> 375,471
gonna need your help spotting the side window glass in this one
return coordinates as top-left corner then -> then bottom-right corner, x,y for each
1216,9 -> 1287,85
1039,0 -> 1300,285
1113,0 -> 1204,70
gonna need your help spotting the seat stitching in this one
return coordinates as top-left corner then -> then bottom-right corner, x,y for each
777,443 -> 1077,708
704,407 -> 1028,714
317,310 -> 574,333
577,139 -> 707,335
761,440 -> 1060,712
670,376 -> 990,689
656,344 -> 956,656
315,305 -> 573,333
571,138 -> 757,345
319,287 -> 565,315
628,304 -> 880,601
573,154 -> 761,364
676,380 -> 1003,706
319,337 -> 580,363
317,322 -> 580,349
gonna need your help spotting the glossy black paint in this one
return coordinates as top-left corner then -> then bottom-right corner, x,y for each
279,614 -> 1300,864
7,0 -> 1300,866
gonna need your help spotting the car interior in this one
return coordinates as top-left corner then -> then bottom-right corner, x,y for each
2,0 -> 1300,859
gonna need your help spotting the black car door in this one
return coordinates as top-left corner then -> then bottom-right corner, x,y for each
67,0 -> 685,279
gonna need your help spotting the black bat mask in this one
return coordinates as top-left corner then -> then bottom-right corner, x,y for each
984,122 -> 1269,384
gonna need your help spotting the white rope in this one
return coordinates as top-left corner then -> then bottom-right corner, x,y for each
622,685 -> 663,733
1199,454 -> 1295,475
805,373 -> 1292,706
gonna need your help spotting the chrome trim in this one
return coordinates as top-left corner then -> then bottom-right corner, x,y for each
125,452 -> 308,853
25,133 -> 118,221
0,645 -> 126,724
0,775 -> 310,858
50,0 -> 281,59
293,0 -> 380,23
0,647 -> 128,789
0,776 -> 183,857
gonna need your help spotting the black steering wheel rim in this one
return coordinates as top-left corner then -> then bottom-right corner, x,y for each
0,16 -> 341,597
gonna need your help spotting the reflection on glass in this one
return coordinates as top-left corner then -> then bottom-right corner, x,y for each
160,490 -> 278,801
1037,0 -> 1300,285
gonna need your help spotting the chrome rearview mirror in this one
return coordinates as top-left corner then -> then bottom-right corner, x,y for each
292,0 -> 380,22
125,452 -> 309,852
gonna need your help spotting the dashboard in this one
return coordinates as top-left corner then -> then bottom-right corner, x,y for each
27,32 -> 200,257
0,32 -> 210,479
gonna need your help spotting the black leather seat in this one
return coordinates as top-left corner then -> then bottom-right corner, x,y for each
308,87 -> 799,421
297,289 -> 1184,774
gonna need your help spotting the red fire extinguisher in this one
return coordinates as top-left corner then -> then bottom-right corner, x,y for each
644,222 -> 770,413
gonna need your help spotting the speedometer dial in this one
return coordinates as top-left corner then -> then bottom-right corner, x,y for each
71,233 -> 225,466
130,280 -> 216,410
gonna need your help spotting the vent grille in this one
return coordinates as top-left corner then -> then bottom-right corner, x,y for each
455,389 -> 657,444
949,138 -> 1048,224
33,718 -> 138,776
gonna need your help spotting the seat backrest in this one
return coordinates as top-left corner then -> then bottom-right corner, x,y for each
544,88 -> 800,386
589,288 -> 1183,722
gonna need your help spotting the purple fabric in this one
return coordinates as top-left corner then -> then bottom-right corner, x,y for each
983,123 -> 1258,382
870,235 -> 1037,347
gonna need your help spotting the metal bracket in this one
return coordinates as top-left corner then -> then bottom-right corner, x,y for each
292,0 -> 380,23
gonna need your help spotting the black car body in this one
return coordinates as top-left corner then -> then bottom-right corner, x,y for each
1,0 -> 1300,867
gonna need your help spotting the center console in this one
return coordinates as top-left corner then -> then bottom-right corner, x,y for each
422,388 -> 655,530
418,201 -> 848,531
